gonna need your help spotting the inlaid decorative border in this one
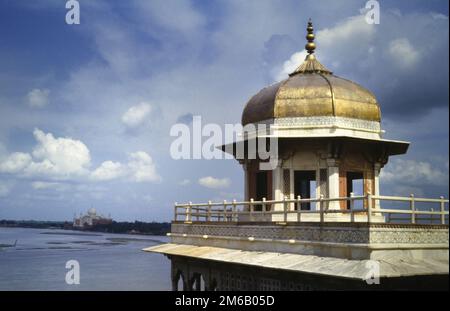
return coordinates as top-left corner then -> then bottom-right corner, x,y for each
269,116 -> 381,132
171,223 -> 448,245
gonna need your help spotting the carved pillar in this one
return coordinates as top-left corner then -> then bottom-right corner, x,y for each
243,161 -> 249,202
272,162 -> 283,201
327,159 -> 341,210
373,162 -> 382,209
271,161 -> 284,221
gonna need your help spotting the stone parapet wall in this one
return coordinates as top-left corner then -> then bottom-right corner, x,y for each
171,222 -> 448,246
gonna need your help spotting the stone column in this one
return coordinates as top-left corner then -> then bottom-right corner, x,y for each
271,161 -> 283,221
272,163 -> 283,201
327,159 -> 340,210
373,162 -> 382,209
315,167 -> 320,211
243,161 -> 249,202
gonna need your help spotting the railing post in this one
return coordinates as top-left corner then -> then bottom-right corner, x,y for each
367,193 -> 372,223
410,194 -> 415,224
283,196 -> 288,223
223,200 -> 227,222
207,200 -> 212,222
319,194 -> 324,223
185,202 -> 192,223
440,196 -> 445,225
350,192 -> 355,223
232,199 -> 237,222
174,202 -> 178,221
262,197 -> 266,221
250,198 -> 254,222
297,195 -> 301,222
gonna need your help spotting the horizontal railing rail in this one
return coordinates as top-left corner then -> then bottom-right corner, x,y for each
174,193 -> 449,225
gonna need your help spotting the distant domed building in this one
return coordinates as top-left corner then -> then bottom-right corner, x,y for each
73,208 -> 112,228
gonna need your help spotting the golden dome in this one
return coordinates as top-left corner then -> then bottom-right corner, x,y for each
242,21 -> 381,126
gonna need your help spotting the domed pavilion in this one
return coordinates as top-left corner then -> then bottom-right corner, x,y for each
146,20 -> 448,291
234,20 -> 408,215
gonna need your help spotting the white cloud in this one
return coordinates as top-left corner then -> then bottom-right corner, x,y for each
121,102 -> 152,128
317,15 -> 375,50
388,38 -> 420,69
198,176 -> 230,189
275,50 -> 307,82
0,129 -> 160,183
274,50 -> 307,81
27,128 -> 91,177
381,159 -> 448,187
127,151 -> 161,183
90,152 -> 161,183
275,15 -> 376,80
27,88 -> 50,108
31,181 -> 68,191
0,152 -> 32,174
91,161 -> 124,181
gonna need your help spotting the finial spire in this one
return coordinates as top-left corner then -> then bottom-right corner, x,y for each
305,18 -> 316,55
288,19 -> 332,76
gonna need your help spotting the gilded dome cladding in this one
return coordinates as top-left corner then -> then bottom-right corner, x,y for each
242,20 -> 381,126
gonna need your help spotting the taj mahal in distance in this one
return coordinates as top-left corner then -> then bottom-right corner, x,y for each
146,20 -> 449,291
73,208 -> 112,229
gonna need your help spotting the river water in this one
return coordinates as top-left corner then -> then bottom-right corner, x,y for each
0,227 -> 171,290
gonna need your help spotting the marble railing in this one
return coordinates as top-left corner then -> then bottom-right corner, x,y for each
174,194 -> 449,225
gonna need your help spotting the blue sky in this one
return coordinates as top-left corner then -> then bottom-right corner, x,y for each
0,0 -> 448,222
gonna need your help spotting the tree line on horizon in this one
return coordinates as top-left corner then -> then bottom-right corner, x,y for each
0,219 -> 170,235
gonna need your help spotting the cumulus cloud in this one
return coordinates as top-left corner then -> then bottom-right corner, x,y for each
198,176 -> 230,189
381,159 -> 449,187
0,129 -> 160,183
318,15 -> 376,50
121,102 -> 152,128
273,11 -> 448,118
275,50 -> 308,82
388,38 -> 420,69
275,15 -> 375,80
90,152 -> 160,183
28,129 -> 91,177
0,152 -> 32,174
91,161 -> 124,181
27,88 -> 50,108
127,151 -> 161,183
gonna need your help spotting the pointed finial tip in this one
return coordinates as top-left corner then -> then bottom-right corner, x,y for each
305,19 -> 316,54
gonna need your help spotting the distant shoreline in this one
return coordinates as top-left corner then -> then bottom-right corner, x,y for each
0,220 -> 170,237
